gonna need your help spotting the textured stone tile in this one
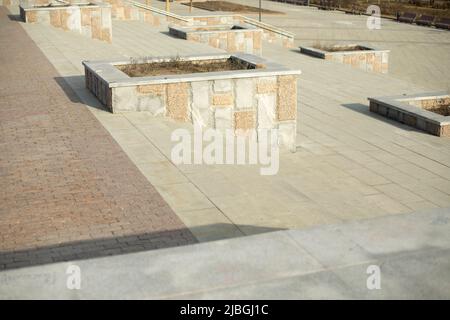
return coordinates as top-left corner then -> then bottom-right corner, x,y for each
166,82 -> 190,121
277,75 -> 297,121
234,110 -> 255,132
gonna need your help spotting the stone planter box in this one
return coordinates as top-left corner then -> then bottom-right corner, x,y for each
99,1 -> 294,47
300,44 -> 389,73
82,53 -> 301,150
104,0 -> 193,26
189,15 -> 295,48
169,24 -> 262,55
369,92 -> 450,137
19,2 -> 112,43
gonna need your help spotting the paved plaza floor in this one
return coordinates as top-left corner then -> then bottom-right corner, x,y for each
0,1 -> 449,298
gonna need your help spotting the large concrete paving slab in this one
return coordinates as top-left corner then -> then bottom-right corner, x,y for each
1,207 -> 449,299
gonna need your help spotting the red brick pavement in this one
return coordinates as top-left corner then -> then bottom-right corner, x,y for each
0,7 -> 196,270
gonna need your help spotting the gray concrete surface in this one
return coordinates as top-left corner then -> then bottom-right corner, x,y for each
1,207 -> 449,299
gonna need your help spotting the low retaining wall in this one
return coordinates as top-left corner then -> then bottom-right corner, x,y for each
101,1 -> 294,48
169,24 -> 262,55
19,2 -> 112,43
189,15 -> 295,48
104,0 -> 189,26
240,16 -> 295,48
369,92 -> 450,137
83,53 -> 301,150
189,14 -> 239,26
300,45 -> 389,73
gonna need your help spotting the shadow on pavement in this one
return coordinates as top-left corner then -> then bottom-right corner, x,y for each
0,223 -> 284,271
341,102 -> 424,134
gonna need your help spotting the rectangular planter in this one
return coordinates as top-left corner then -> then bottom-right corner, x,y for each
188,15 -> 295,48
19,2 -> 112,43
300,44 -> 389,73
368,92 -> 450,137
169,24 -> 263,55
82,53 -> 301,150
98,1 -> 294,47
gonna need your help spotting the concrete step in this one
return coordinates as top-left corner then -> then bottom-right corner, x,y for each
1,206 -> 449,299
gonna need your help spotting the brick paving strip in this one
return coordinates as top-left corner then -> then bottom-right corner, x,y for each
0,7 -> 197,270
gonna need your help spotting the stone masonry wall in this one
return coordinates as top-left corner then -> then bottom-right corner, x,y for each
94,2 -> 294,47
190,15 -> 294,48
190,15 -> 241,26
103,0 -> 189,26
406,97 -> 450,109
325,50 -> 389,74
85,67 -> 298,149
171,27 -> 263,55
369,100 -> 449,137
20,4 -> 112,43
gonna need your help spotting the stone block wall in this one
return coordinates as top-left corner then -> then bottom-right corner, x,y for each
369,95 -> 450,137
326,51 -> 389,74
85,68 -> 298,150
190,15 -> 295,48
169,25 -> 263,55
103,0 -> 189,26
92,1 -> 295,48
190,15 -> 240,26
300,46 -> 389,73
406,97 -> 450,109
20,3 -> 112,43
118,76 -> 296,149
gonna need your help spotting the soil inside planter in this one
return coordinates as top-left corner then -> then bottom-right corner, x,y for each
423,104 -> 450,116
313,44 -> 369,52
117,58 -> 258,77
182,1 -> 283,14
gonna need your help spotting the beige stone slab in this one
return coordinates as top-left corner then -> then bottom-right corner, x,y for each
398,153 -> 450,181
364,162 -> 424,189
285,202 -> 343,228
97,115 -> 136,131
123,112 -> 166,126
322,154 -> 363,171
185,172 -> 245,198
364,194 -> 412,215
209,192 -> 291,219
315,196 -> 386,220
120,142 -> 167,164
331,145 -> 378,162
108,129 -> 150,146
375,183 -> 424,204
393,162 -> 441,181
156,183 -> 215,212
364,149 -> 406,166
347,167 -> 391,186
177,208 -> 244,242
406,185 -> 450,208
422,177 -> 450,196
135,161 -> 188,186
